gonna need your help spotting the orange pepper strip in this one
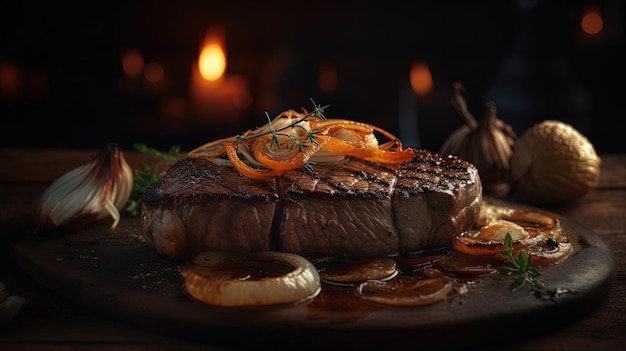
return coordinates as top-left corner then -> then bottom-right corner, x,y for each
252,135 -> 330,170
310,119 -> 405,148
323,137 -> 414,164
310,119 -> 373,135
378,141 -> 399,151
363,147 -> 414,164
331,128 -> 374,144
224,140 -> 284,179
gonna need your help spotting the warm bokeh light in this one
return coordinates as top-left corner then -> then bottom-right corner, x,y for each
0,61 -> 22,96
198,28 -> 226,81
160,97 -> 188,120
409,61 -> 433,97
232,87 -> 252,109
581,8 -> 603,35
143,62 -> 164,83
121,48 -> 145,78
318,61 -> 338,94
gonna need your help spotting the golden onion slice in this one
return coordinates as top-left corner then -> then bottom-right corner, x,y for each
453,220 -> 532,257
354,276 -> 454,306
477,203 -> 560,235
476,219 -> 529,242
314,256 -> 398,285
454,202 -> 563,259
508,239 -> 573,266
180,251 -> 321,307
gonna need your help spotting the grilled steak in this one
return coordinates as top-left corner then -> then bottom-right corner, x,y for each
140,148 -> 482,260
394,149 -> 483,253
277,158 -> 399,258
140,158 -> 278,259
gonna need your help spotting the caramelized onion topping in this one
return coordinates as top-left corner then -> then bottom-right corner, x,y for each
187,109 -> 414,179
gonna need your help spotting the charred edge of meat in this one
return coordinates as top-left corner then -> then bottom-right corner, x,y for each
142,180 -> 165,203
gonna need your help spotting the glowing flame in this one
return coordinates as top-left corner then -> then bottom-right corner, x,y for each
198,28 -> 226,82
409,60 -> 433,97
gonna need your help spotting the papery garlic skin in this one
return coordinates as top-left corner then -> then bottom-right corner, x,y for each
441,83 -> 517,197
37,143 -> 134,231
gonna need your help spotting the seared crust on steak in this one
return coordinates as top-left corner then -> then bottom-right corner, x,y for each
277,159 -> 399,258
394,149 -> 483,252
141,157 -> 278,259
140,148 -> 482,260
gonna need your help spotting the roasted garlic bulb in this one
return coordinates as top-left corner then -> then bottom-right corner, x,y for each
441,82 -> 517,196
36,143 -> 134,232
509,120 -> 601,206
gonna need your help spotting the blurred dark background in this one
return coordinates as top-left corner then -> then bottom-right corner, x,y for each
1,0 -> 624,153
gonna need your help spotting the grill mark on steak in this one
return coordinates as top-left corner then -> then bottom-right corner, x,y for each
141,148 -> 482,260
393,150 -> 482,252
276,159 -> 398,259
141,157 -> 278,259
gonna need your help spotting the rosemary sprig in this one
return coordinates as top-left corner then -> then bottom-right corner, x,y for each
235,98 -> 329,173
123,143 -> 180,217
237,98 -> 329,148
497,233 -> 545,294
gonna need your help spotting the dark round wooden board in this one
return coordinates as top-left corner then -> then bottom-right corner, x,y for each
7,199 -> 616,350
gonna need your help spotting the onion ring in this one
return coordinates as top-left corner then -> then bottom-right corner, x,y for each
181,251 -> 321,307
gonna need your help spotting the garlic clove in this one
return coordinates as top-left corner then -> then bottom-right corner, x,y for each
440,83 -> 517,197
36,143 -> 134,232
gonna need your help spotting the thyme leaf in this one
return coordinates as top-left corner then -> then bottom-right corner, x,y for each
123,143 -> 180,217
497,233 -> 545,294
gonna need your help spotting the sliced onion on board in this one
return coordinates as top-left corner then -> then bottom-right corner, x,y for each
180,251 -> 321,307
354,276 -> 457,307
508,239 -> 573,266
314,256 -> 398,285
452,203 -> 571,266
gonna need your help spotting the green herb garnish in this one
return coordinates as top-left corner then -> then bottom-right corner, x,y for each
497,233 -> 545,294
123,144 -> 180,217
236,98 -> 329,148
234,98 -> 329,173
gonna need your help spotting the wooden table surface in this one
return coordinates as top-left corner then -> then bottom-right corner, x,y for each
0,148 -> 624,351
